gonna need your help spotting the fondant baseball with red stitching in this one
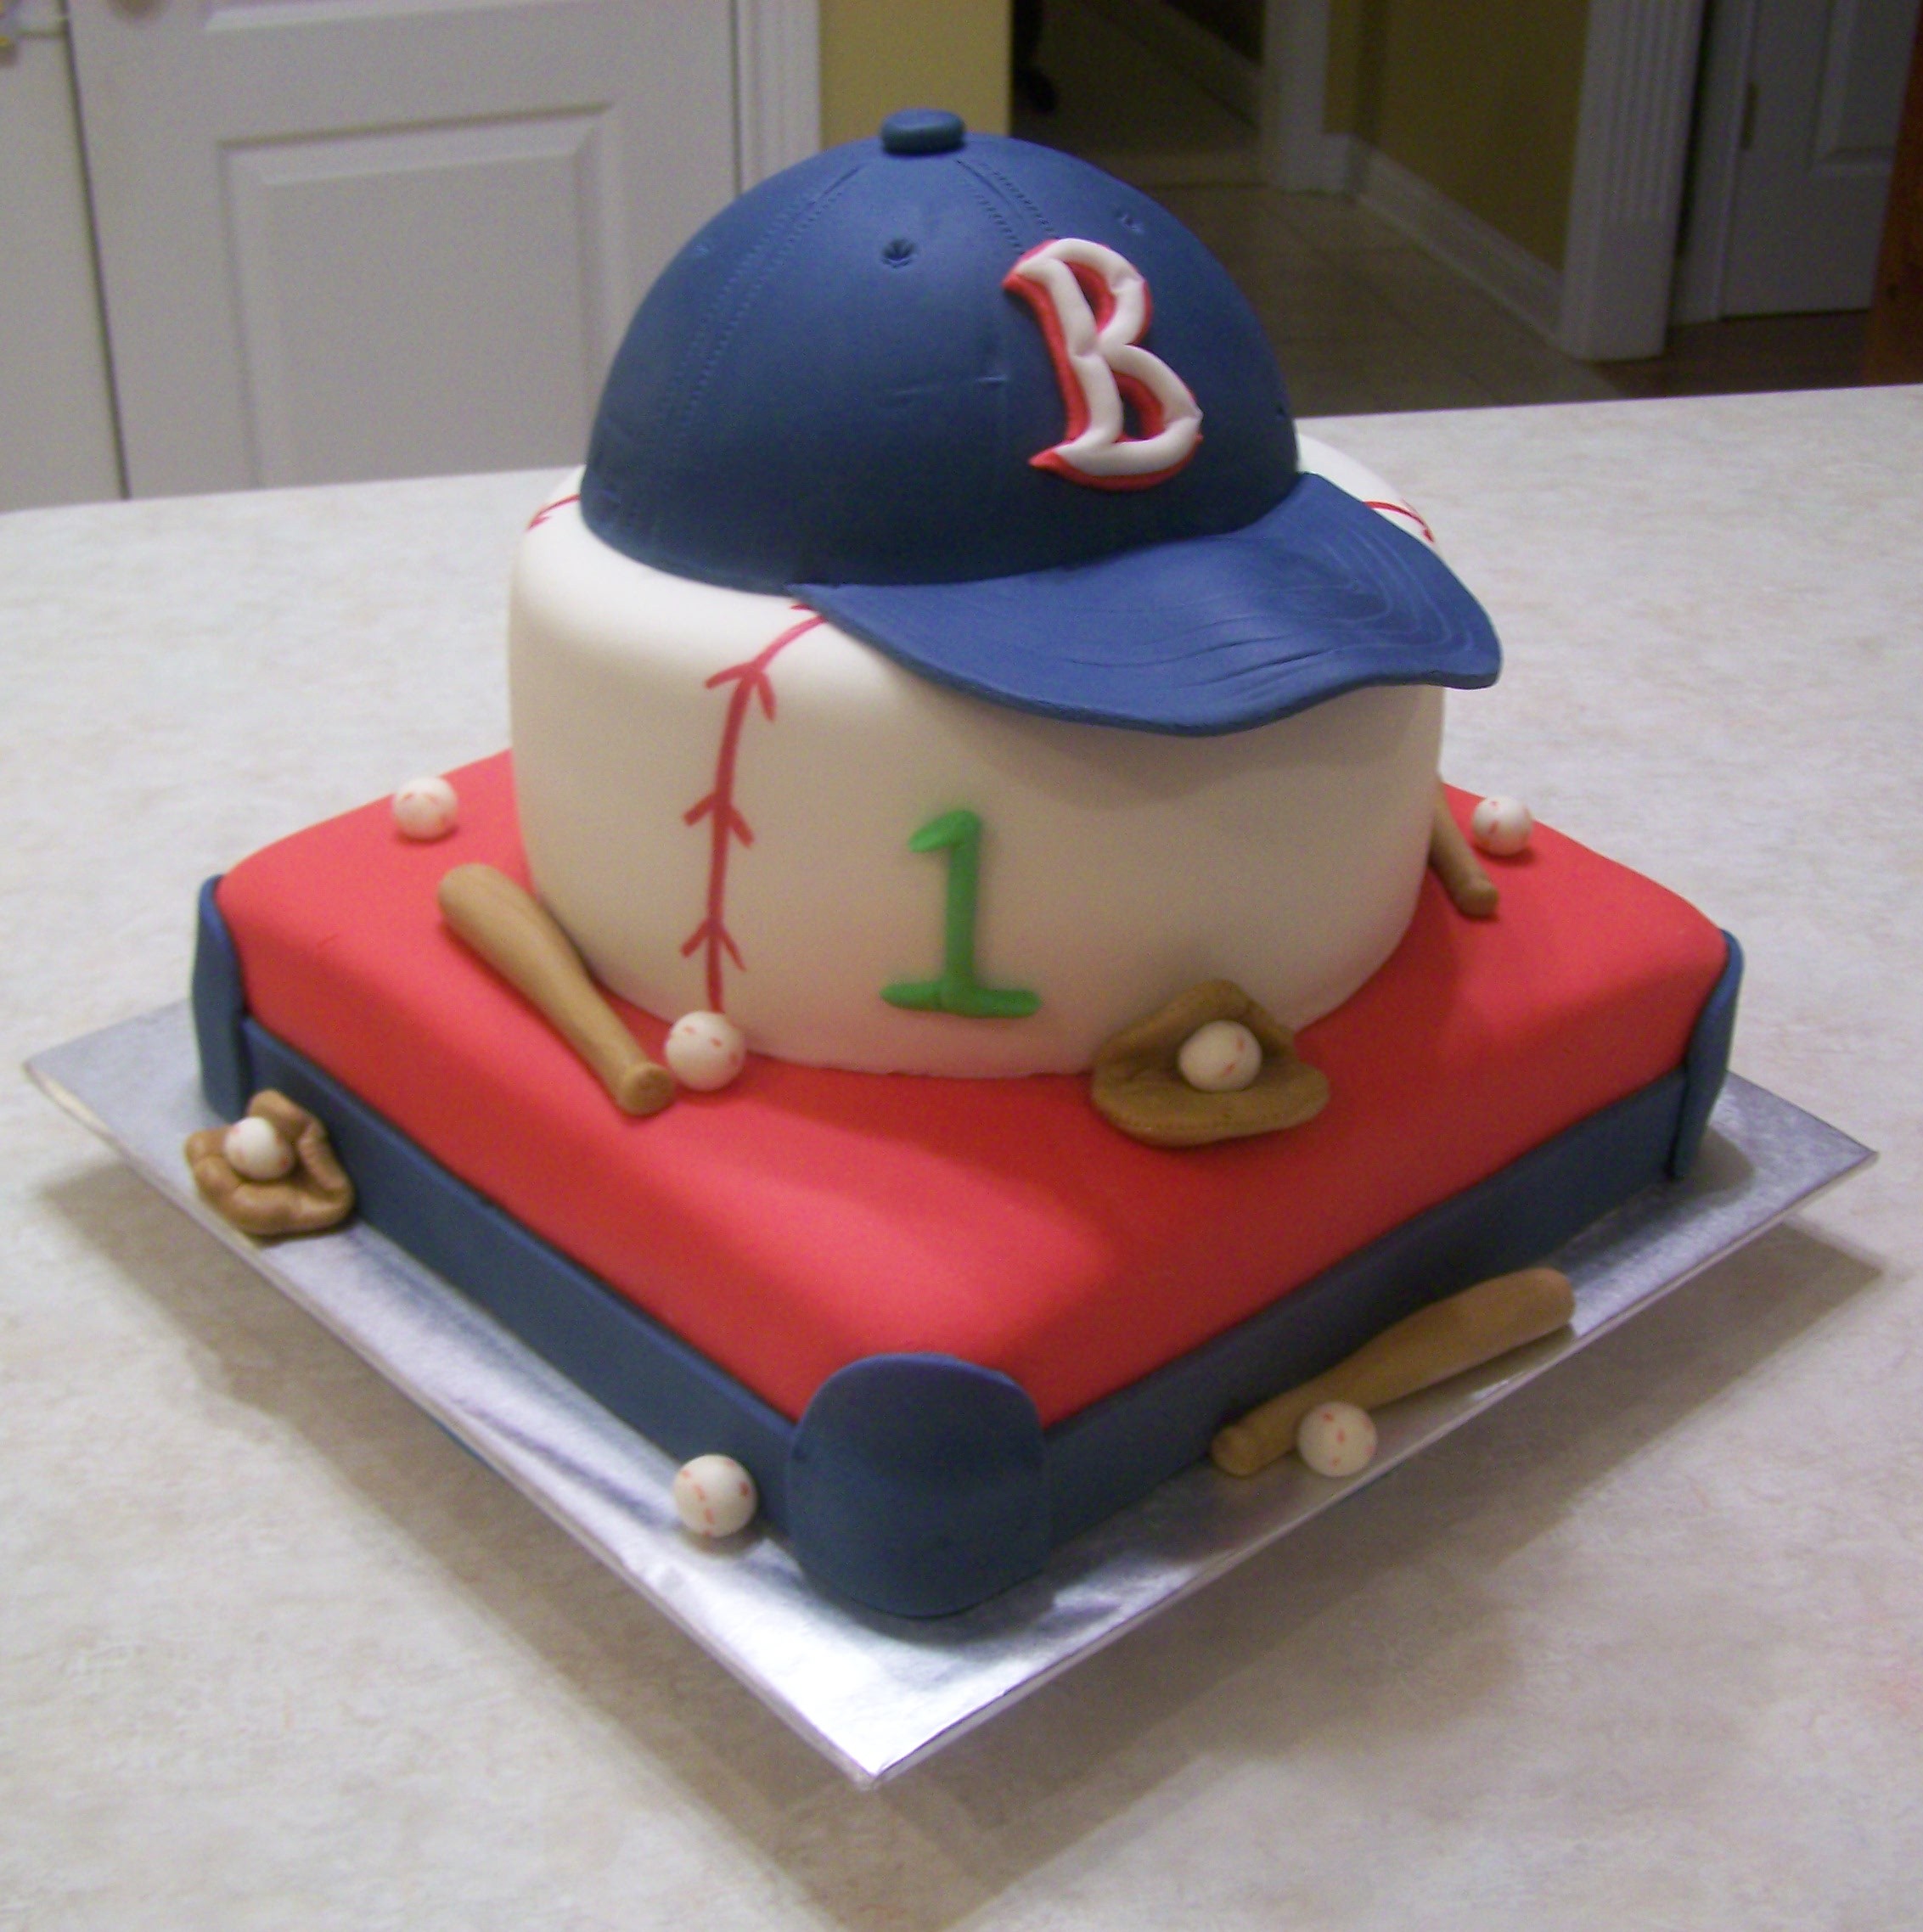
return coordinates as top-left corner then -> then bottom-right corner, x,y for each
1296,1401 -> 1378,1477
392,775 -> 458,841
672,1454 -> 758,1538
1178,1019 -> 1263,1093
223,1115 -> 295,1182
1471,795 -> 1534,856
665,1011 -> 748,1092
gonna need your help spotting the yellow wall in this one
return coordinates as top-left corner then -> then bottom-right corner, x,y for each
1325,0 -> 1589,269
819,0 -> 1012,148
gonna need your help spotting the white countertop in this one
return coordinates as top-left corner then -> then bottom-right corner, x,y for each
4,389 -> 1919,1929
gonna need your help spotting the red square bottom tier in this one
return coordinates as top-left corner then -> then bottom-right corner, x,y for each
216,754 -> 1730,1432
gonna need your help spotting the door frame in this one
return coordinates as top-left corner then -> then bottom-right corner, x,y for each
1558,0 -> 1707,357
735,0 -> 821,189
1672,0 -> 1759,323
1262,0 -> 1346,193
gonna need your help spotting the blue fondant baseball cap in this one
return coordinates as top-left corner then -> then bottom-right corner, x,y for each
582,110 -> 1498,735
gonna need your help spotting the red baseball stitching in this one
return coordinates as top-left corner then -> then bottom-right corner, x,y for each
680,608 -> 824,1010
1364,498 -> 1436,545
527,491 -> 581,530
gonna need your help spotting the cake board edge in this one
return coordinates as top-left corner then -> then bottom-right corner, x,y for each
26,1003 -> 1875,1786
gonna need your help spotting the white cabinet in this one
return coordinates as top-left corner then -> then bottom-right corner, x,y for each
2,0 -> 818,510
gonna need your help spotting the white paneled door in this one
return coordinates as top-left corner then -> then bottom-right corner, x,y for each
1723,0 -> 1922,313
0,11 -> 121,511
66,0 -> 745,496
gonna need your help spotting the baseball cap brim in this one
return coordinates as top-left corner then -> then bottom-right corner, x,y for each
796,473 -> 1499,736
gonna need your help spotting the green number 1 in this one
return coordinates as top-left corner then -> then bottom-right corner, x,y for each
882,808 -> 1040,1019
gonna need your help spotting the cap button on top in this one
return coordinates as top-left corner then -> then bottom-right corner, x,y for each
880,110 -> 965,155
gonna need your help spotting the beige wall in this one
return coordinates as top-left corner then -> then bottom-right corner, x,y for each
1325,0 -> 1589,269
819,0 -> 1011,148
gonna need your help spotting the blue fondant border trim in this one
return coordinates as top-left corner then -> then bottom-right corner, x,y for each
1671,931 -> 1742,1178
192,877 -> 252,1119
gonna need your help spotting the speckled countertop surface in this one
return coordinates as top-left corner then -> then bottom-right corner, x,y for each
4,390 -> 1919,1929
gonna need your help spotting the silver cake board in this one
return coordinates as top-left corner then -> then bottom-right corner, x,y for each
29,1003 -> 1875,1787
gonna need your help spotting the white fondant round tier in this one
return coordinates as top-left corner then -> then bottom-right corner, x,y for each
509,437 -> 1448,1076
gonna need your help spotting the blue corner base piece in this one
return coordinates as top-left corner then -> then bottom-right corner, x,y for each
190,889 -> 1741,1618
790,1356 -> 1050,1616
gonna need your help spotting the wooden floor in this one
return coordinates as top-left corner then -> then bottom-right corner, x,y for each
1601,312 -> 1871,399
1015,0 -> 1879,415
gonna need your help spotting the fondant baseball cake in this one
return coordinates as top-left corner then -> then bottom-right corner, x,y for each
188,114 -> 1739,1616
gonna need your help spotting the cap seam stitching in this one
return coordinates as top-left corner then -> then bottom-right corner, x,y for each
952,159 -> 1030,254
959,155 -> 1055,240
665,162 -> 868,484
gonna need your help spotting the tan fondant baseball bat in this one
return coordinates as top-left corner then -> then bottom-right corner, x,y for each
1429,783 -> 1499,918
438,863 -> 675,1116
1209,1266 -> 1575,1476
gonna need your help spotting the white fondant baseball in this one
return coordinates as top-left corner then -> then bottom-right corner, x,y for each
1178,1019 -> 1262,1093
1470,795 -> 1532,857
665,1011 -> 747,1092
393,775 -> 459,840
1296,1401 -> 1378,1477
223,1115 -> 295,1182
672,1454 -> 758,1537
